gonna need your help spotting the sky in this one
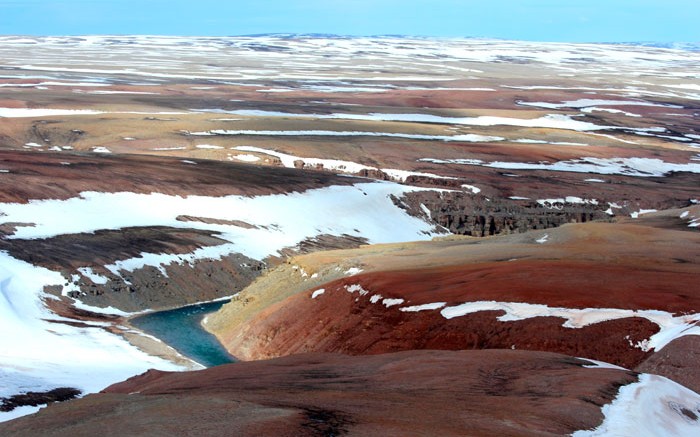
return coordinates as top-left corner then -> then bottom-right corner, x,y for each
0,0 -> 698,43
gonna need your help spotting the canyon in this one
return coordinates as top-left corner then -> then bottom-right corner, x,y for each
0,35 -> 698,435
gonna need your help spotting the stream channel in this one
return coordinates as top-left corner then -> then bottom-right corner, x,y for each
130,299 -> 236,367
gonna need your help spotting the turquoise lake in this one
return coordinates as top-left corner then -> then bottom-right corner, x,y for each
131,300 -> 236,367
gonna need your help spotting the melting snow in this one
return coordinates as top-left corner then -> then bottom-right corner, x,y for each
225,110 -> 610,132
345,284 -> 370,296
0,108 -> 104,118
536,234 -> 549,244
76,267 -> 109,285
0,181 -> 442,420
311,289 -> 325,299
572,374 -> 700,437
232,154 -> 260,162
419,156 -> 700,177
580,358 -> 628,370
581,107 -> 642,117
382,298 -> 405,308
439,300 -> 700,352
461,184 -> 481,194
0,251 -> 182,423
187,129 -> 504,143
152,146 -> 187,151
537,197 -> 598,209
400,302 -> 447,312
517,98 -> 679,110
234,146 -> 456,182
631,209 -> 658,218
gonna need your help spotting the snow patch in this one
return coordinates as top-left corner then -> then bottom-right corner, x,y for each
152,146 -> 187,151
232,154 -> 260,162
345,284 -> 370,296
461,184 -> 481,194
234,146 -> 456,182
370,294 -> 383,304
420,156 -> 700,177
440,300 -> 700,352
572,374 -> 700,437
344,267 -> 363,276
0,108 -> 104,118
311,289 -> 325,299
400,302 -> 447,312
76,267 -> 109,285
580,358 -> 628,370
187,128 -> 504,143
517,98 -> 678,110
382,298 -> 405,308
631,209 -> 657,218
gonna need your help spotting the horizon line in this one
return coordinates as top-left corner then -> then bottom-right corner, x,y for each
0,33 -> 698,47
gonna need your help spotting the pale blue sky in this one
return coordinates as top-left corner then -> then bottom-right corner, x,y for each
0,0 -> 698,42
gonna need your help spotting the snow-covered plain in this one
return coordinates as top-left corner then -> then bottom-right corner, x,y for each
2,36 -> 698,83
0,181 -> 440,421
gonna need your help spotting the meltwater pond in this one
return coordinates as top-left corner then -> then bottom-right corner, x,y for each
131,299 -> 235,367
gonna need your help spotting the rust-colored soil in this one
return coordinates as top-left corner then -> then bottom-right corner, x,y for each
208,221 -> 700,371
0,350 -> 639,437
0,150 -> 356,203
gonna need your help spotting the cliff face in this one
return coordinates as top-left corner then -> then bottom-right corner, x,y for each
206,217 -> 700,385
0,350 -> 642,437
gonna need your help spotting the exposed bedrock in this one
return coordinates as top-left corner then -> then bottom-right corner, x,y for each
69,253 -> 263,312
0,226 -> 265,312
399,187 -> 698,237
398,191 -> 610,236
0,350 -> 640,437
0,226 -> 372,312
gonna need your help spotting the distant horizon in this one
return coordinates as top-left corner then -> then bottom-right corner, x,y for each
2,33 -> 699,48
1,1 -> 698,44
